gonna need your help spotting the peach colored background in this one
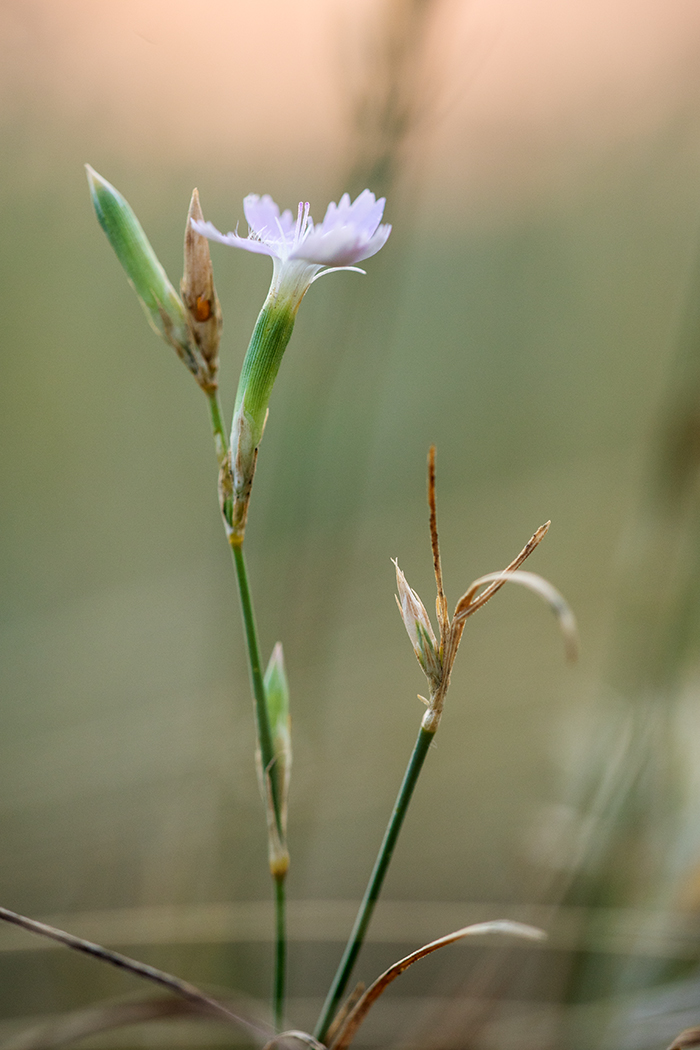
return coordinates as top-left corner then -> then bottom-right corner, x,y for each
2,0 -> 700,210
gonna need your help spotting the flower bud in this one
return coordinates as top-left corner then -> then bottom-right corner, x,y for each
228,302 -> 295,542
86,166 -> 190,349
259,642 -> 292,877
181,189 -> 222,390
393,560 -> 442,683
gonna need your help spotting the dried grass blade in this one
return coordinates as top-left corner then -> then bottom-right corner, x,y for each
325,983 -> 365,1045
455,569 -> 578,661
668,1027 -> 700,1049
329,920 -> 545,1050
0,907 -> 268,1042
427,446 -> 449,636
1,997 -> 207,1050
454,522 -> 550,621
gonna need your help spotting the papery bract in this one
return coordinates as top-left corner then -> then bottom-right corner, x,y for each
393,560 -> 442,684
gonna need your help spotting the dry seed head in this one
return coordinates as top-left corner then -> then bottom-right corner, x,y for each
182,188 -> 222,389
392,559 -> 441,682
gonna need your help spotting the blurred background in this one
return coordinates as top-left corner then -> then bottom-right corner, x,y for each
3,1 -> 700,1047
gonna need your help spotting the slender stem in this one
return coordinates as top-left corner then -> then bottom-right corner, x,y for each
230,541 -> 283,836
230,538 -> 287,1023
314,724 -> 435,1042
207,389 -> 283,834
274,873 -> 287,1032
207,389 -> 286,1020
207,389 -> 228,466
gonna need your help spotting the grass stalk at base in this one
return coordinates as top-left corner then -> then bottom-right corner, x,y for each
315,724 -> 435,1042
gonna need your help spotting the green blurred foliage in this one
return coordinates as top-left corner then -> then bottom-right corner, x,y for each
2,5 -> 700,1047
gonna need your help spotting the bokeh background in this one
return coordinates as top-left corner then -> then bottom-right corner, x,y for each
3,1 -> 700,1047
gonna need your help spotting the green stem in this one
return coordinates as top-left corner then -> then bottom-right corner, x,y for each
207,390 -> 228,467
230,536 -> 286,1024
274,873 -> 287,1032
207,389 -> 286,1019
230,541 -> 284,836
314,724 -> 435,1042
207,390 -> 279,821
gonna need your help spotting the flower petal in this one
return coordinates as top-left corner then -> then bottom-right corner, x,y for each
243,194 -> 287,239
322,190 -> 386,235
355,223 -> 392,261
190,219 -> 278,257
193,189 -> 389,274
292,223 -> 391,266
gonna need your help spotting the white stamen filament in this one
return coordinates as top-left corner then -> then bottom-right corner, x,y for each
293,202 -> 304,246
292,202 -> 311,250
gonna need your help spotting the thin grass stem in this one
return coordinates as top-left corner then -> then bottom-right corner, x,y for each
207,390 -> 286,1025
314,724 -> 435,1042
206,390 -> 228,467
274,874 -> 287,1032
230,542 -> 283,834
230,539 -> 287,1027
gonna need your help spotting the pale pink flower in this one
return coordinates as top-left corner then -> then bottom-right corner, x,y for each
192,190 -> 391,305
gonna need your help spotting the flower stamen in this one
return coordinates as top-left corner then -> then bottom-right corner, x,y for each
292,202 -> 311,251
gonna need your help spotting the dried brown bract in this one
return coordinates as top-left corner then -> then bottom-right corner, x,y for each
394,447 -> 577,732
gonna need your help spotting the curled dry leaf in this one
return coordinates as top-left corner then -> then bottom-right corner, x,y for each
329,920 -> 545,1050
456,569 -> 578,662
453,522 -> 551,623
668,1027 -> 700,1050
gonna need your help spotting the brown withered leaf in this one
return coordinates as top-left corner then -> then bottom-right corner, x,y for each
329,920 -> 545,1050
668,1027 -> 700,1050
0,906 -> 268,1042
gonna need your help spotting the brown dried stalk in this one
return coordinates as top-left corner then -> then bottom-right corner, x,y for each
395,447 -> 577,733
329,921 -> 545,1050
0,907 -> 268,1043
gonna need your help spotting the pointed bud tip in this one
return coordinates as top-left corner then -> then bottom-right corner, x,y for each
85,164 -> 115,200
264,642 -> 290,710
85,164 -> 100,201
85,166 -> 193,363
181,186 -> 221,377
269,641 -> 285,669
186,187 -> 203,224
